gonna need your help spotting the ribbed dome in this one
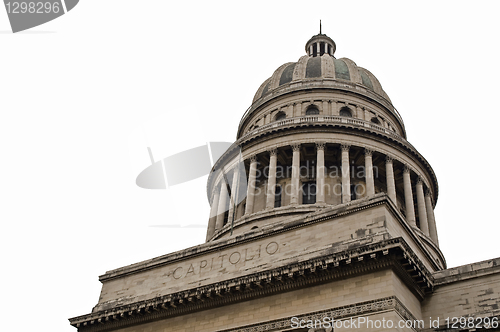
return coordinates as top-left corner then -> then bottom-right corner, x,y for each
252,35 -> 391,105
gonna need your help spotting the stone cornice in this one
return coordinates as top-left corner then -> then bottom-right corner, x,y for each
69,237 -> 434,331
433,257 -> 500,286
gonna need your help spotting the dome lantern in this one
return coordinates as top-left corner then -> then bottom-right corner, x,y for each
305,22 -> 336,57
305,32 -> 336,57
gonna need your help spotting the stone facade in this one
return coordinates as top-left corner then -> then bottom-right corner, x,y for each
70,32 -> 500,331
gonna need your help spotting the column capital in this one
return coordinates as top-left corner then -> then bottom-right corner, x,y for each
425,188 -> 432,198
385,155 -> 394,164
403,164 -> 411,174
316,142 -> 326,150
268,147 -> 277,156
417,176 -> 424,185
364,148 -> 373,157
291,143 -> 301,152
249,154 -> 257,163
341,144 -> 350,152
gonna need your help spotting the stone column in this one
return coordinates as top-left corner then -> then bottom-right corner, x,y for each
291,144 -> 301,205
364,148 -> 375,196
403,165 -> 416,227
216,180 -> 228,230
245,155 -> 258,215
341,144 -> 351,203
266,148 -> 278,209
316,142 -> 325,204
385,156 -> 397,203
425,190 -> 439,245
206,186 -> 219,241
316,42 -> 320,54
416,177 -> 430,236
227,167 -> 240,223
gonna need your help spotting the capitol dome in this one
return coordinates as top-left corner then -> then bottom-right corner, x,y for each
252,34 -> 392,106
206,31 -> 442,271
238,32 -> 405,140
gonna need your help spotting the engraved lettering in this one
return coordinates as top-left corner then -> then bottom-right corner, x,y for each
244,248 -> 255,263
229,251 -> 241,264
266,241 -> 279,255
172,266 -> 183,279
186,264 -> 195,276
218,254 -> 227,268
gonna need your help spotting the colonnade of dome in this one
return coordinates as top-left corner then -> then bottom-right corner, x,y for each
206,141 -> 438,245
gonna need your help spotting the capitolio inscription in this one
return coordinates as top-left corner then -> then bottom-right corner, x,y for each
167,241 -> 280,280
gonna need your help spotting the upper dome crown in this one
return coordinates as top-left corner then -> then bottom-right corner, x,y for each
252,32 -> 392,106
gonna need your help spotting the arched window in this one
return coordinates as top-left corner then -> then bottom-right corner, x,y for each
275,111 -> 286,121
306,107 -> 319,115
339,107 -> 352,117
371,117 -> 381,125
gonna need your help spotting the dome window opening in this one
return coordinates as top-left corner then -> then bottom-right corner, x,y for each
350,184 -> 358,201
320,42 -> 325,56
371,117 -> 381,125
275,111 -> 286,122
274,185 -> 282,208
339,106 -> 353,117
302,182 -> 317,204
306,106 -> 320,115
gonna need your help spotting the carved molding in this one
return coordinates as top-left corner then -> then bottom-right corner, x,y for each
218,296 -> 416,332
403,164 -> 411,174
340,144 -> 350,152
315,142 -> 326,150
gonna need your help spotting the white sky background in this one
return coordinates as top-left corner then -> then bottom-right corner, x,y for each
1,1 -> 499,331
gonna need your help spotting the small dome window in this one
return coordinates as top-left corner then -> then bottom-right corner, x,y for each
371,117 -> 381,125
275,111 -> 286,121
306,107 -> 319,115
339,107 -> 352,117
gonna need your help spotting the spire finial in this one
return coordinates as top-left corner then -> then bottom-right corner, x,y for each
320,20 -> 322,34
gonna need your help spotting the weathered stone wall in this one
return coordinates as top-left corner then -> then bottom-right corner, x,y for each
421,258 -> 500,329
